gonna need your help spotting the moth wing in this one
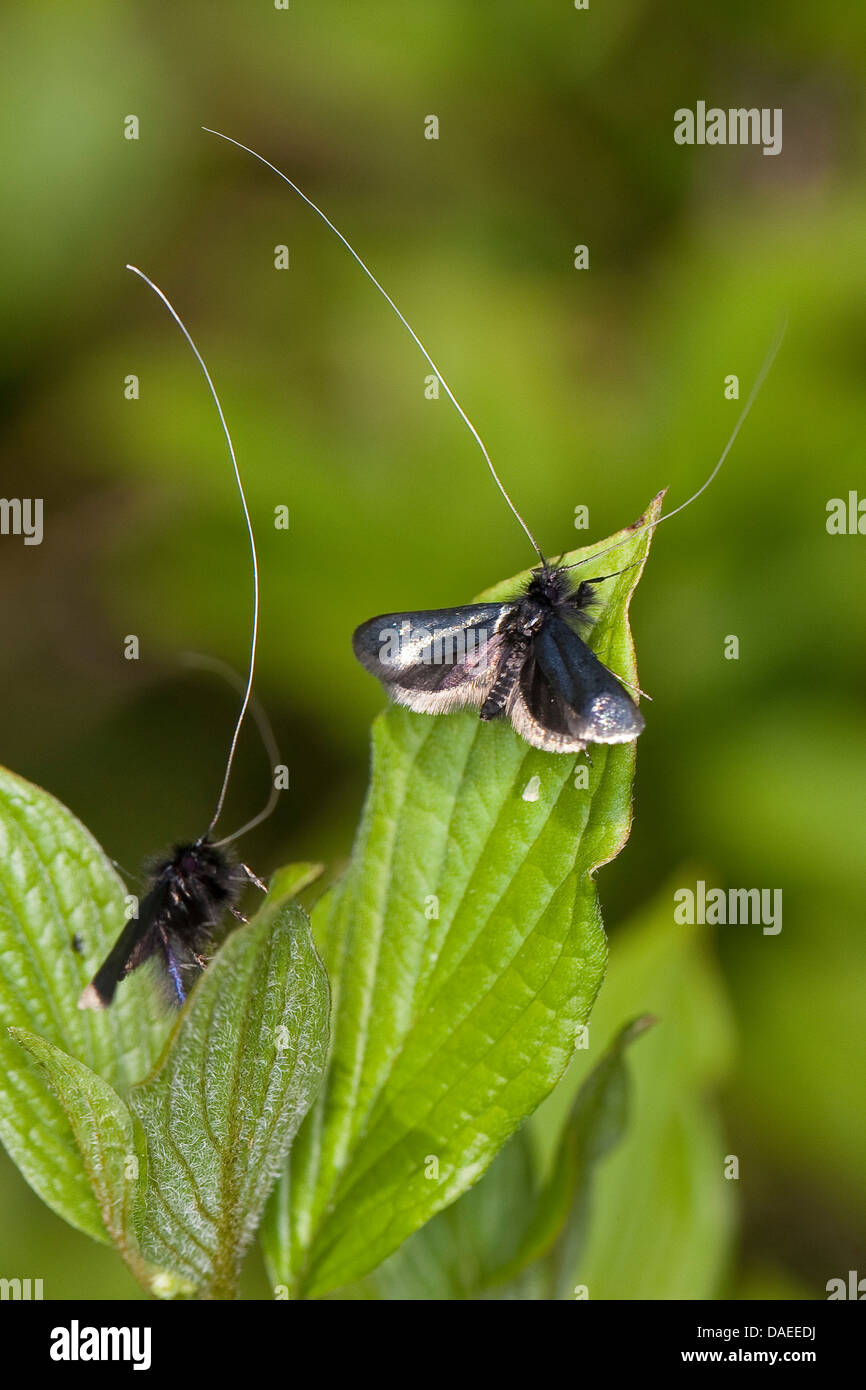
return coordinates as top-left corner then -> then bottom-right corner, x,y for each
508,615 -> 644,753
353,603 -> 514,714
78,880 -> 170,1010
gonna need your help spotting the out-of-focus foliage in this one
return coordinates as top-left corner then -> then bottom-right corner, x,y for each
0,0 -> 864,1297
530,880 -> 737,1299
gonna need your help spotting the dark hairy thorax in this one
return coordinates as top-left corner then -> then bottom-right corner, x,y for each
479,565 -> 592,720
523,564 -> 597,619
153,841 -> 238,931
135,840 -> 241,1007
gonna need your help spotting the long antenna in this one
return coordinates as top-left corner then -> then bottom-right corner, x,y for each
126,265 -> 259,837
560,315 -> 787,572
181,652 -> 281,846
202,126 -> 546,567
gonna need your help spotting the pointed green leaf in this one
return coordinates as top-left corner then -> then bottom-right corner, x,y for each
267,862 -> 324,899
0,767 -> 168,1239
361,1130 -> 536,1300
129,881 -> 329,1299
6,1029 -> 189,1294
10,1029 -> 143,1248
515,1014 -> 654,1297
263,494 -> 662,1297
360,1017 -> 651,1300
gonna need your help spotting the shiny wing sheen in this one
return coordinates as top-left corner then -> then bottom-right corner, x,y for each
352,603 -> 514,714
508,615 -> 644,753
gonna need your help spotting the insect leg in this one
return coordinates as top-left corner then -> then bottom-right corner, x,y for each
240,863 -> 268,892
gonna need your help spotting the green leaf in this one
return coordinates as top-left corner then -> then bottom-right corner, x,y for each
7,1029 -> 183,1294
360,1130 -> 537,1300
262,495 -> 663,1298
9,1029 -> 142,1247
129,879 -> 329,1299
267,862 -> 324,899
0,767 -> 167,1239
358,1017 -> 651,1300
529,877 -> 736,1299
516,1015 -> 654,1298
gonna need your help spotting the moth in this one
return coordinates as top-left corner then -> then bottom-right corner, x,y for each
204,127 -> 783,754
79,271 -> 275,1011
352,563 -> 644,754
79,841 -> 254,1011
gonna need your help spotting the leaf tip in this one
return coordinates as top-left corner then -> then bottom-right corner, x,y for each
624,1013 -> 658,1044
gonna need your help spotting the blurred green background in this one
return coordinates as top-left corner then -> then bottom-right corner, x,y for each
1,1 -> 864,1299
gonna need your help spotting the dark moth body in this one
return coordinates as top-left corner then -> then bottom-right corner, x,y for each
79,840 -> 242,1011
352,565 -> 644,754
